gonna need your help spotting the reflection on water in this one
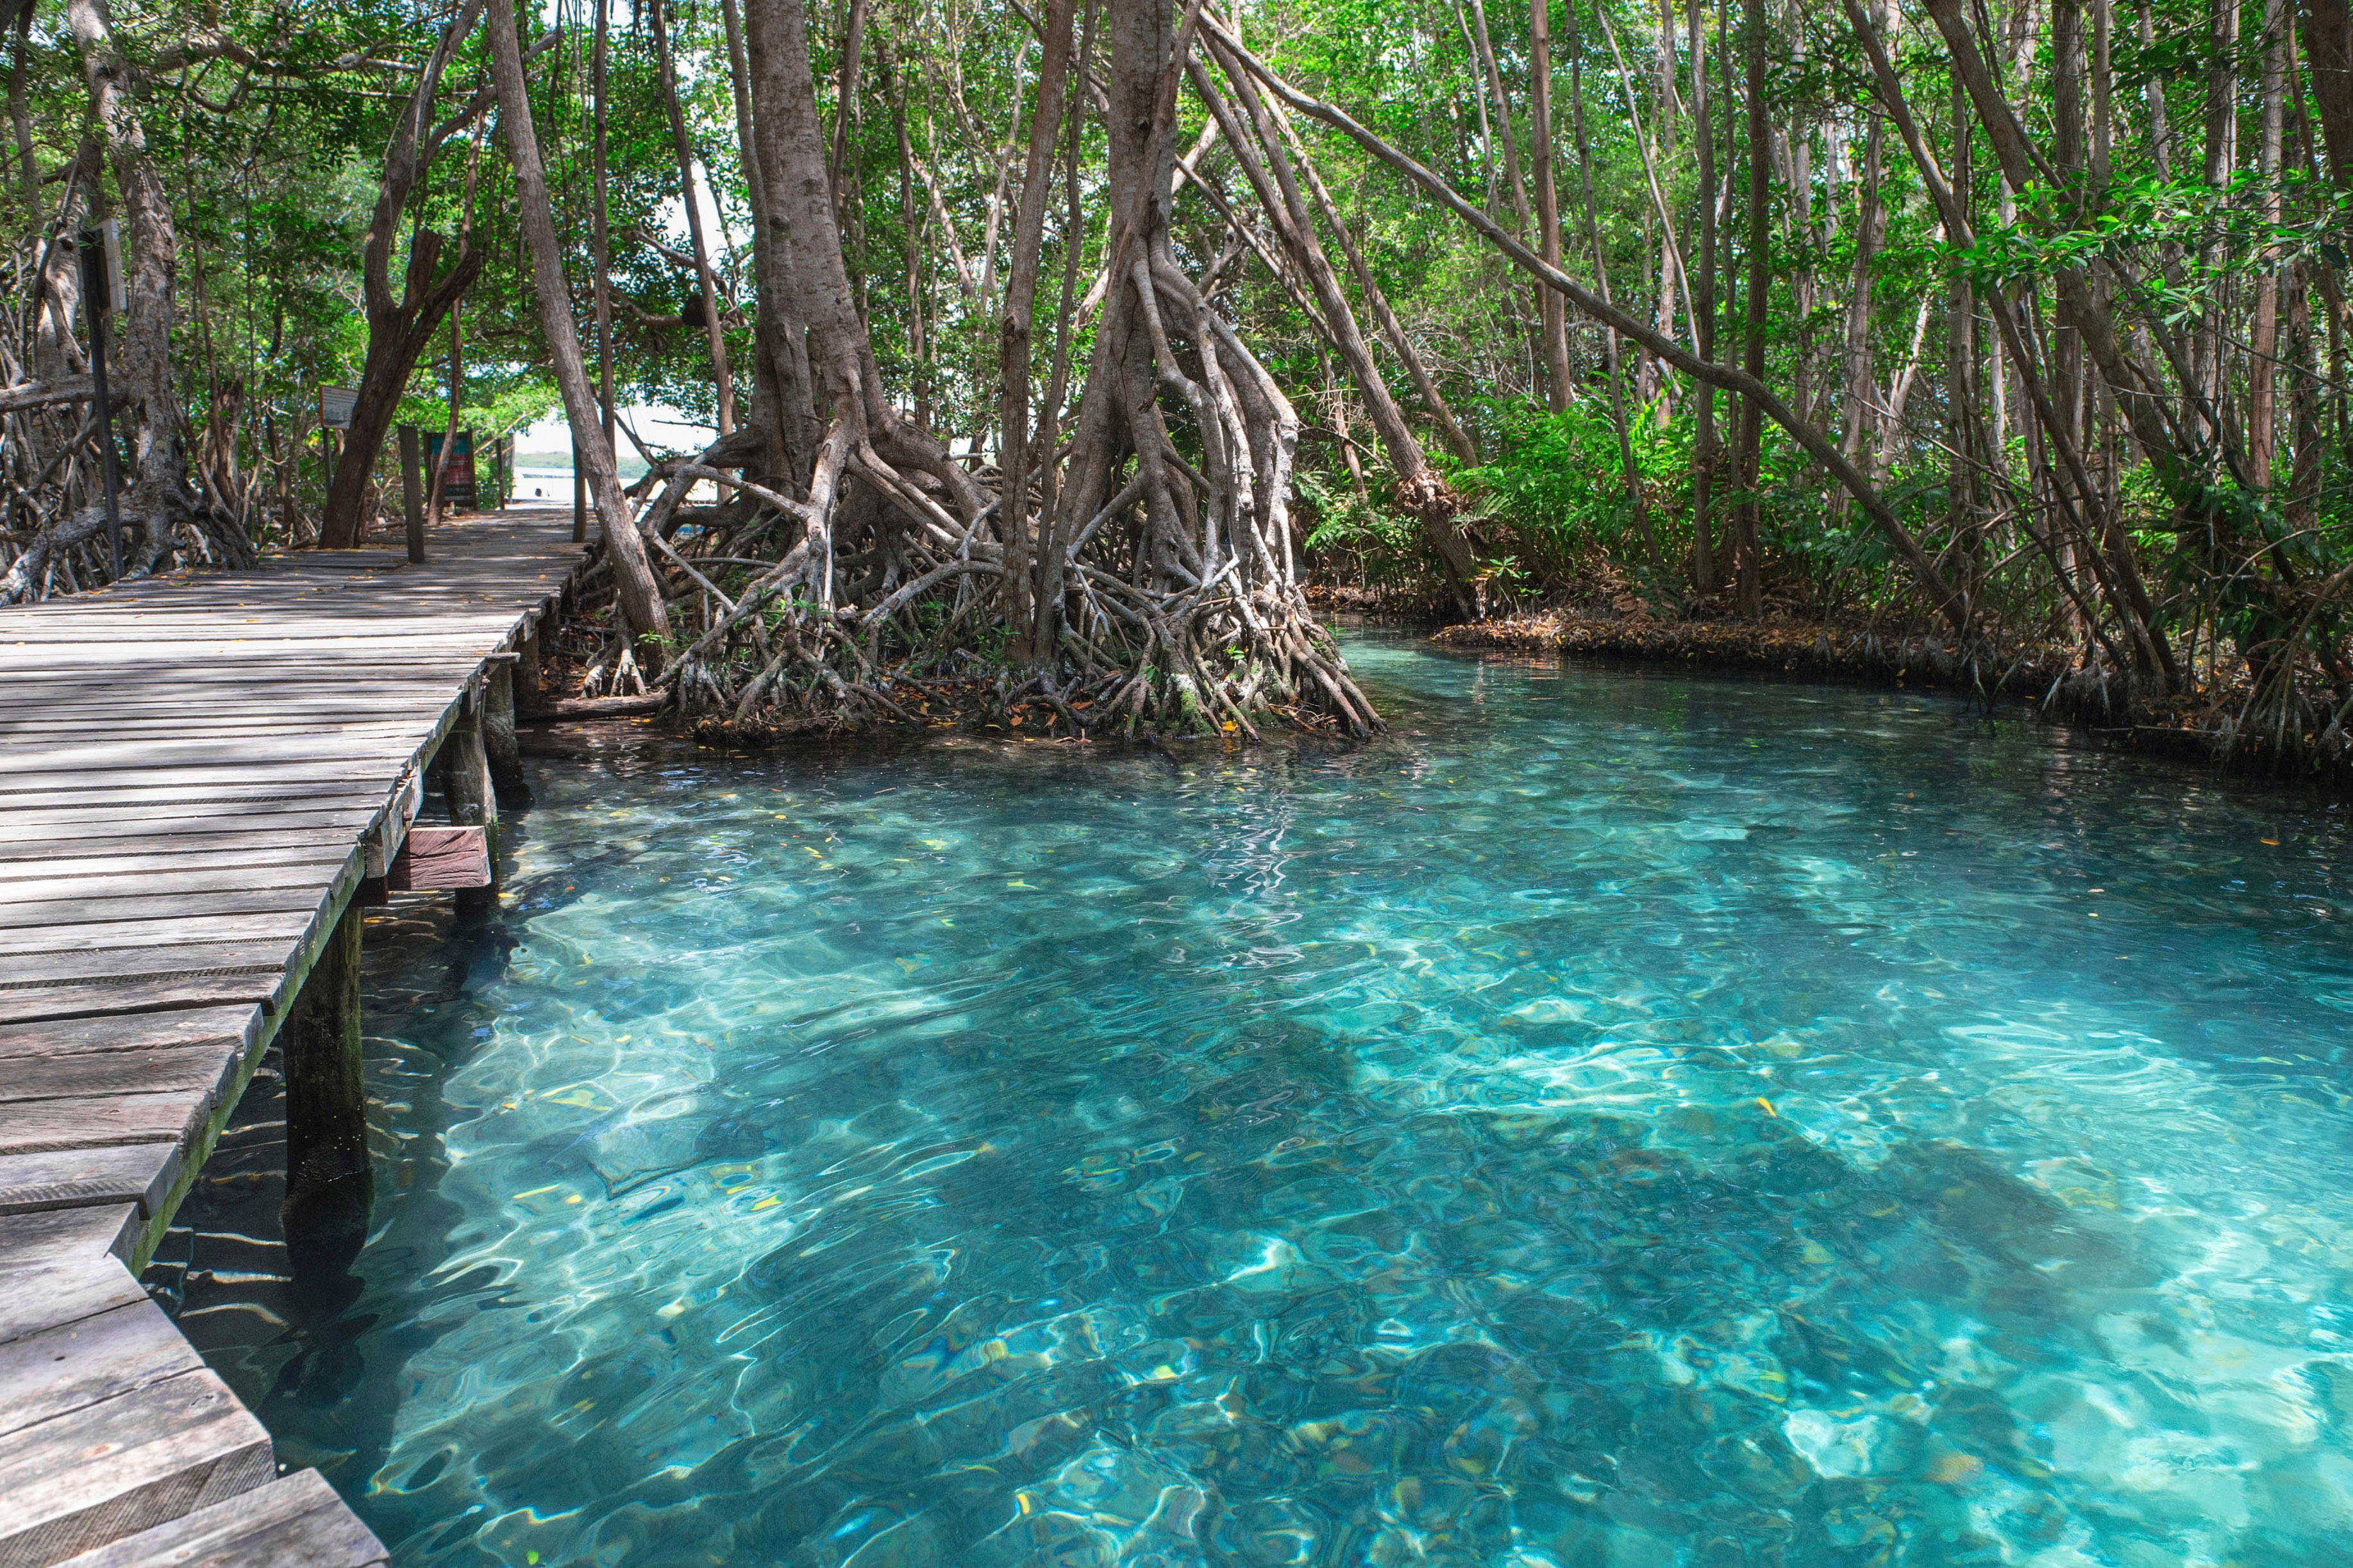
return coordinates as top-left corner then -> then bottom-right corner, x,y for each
159,636 -> 2353,1566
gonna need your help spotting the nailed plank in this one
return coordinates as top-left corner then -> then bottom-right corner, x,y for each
0,904 -> 317,951
0,913 -> 318,958
0,1144 -> 181,1219
0,942 -> 301,990
0,1368 -> 276,1568
0,889 -> 340,930
0,978 -> 278,1030
45,1470 -> 388,1568
0,1007 -> 255,1062
0,1207 -> 144,1343
0,1301 -> 201,1439
0,1094 -> 208,1157
0,842 -> 353,880
0,812 -> 381,844
0,1044 -> 239,1106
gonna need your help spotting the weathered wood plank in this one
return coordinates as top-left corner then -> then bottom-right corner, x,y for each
0,942 -> 301,990
0,1368 -> 276,1568
0,1093 -> 207,1156
0,913 -> 318,959
0,847 -> 353,885
0,1007 -> 254,1061
0,1301 -> 201,1438
0,1208 -> 144,1342
0,978 -> 278,1030
0,1144 -> 181,1219
0,889 -> 339,930
44,1470 -> 388,1568
0,1044 -> 239,1107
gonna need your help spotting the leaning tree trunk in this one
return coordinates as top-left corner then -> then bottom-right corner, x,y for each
485,0 -> 669,660
1196,30 -> 1478,619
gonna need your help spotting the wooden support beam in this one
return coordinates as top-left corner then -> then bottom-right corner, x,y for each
437,709 -> 498,917
279,903 -> 369,1237
517,622 -> 545,713
481,664 -> 529,806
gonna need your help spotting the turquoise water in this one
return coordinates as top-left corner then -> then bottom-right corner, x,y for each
164,636 -> 2353,1567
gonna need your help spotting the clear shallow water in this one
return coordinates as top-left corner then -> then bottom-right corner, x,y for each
163,635 -> 2353,1567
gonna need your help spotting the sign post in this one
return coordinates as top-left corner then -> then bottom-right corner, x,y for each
77,221 -> 126,580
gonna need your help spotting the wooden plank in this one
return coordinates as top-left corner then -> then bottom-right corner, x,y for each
0,913 -> 317,958
45,1470 -> 388,1568
0,861 -> 352,901
0,1007 -> 254,1062
0,1144 -> 181,1219
0,942 -> 300,989
0,979 -> 276,1030
0,845 -> 358,880
0,783 -> 383,812
386,826 -> 489,891
0,1094 -> 206,1156
0,1301 -> 201,1438
0,816 -> 380,849
0,889 -> 339,930
0,1368 -> 275,1568
0,1044 -> 239,1106
0,1208 -> 144,1343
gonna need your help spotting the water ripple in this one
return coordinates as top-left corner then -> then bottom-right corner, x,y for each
164,635 -> 2353,1567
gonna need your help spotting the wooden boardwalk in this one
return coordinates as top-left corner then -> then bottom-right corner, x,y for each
0,514 -> 585,1566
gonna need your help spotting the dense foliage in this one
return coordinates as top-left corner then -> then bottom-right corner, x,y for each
8,0 -> 2353,756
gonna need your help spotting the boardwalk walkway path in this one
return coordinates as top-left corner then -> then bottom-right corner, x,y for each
0,513 -> 585,1566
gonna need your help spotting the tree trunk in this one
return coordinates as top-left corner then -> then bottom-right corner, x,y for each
1689,0 -> 1718,591
69,0 -> 203,568
2250,0 -> 2288,488
1564,0 -> 1659,569
1212,17 -> 1981,646
1000,0 -> 1080,656
1528,0 -> 1576,411
651,0 -> 737,436
1199,37 -> 1478,613
321,1 -> 489,549
8,0 -> 34,222
1733,0 -> 1768,614
1838,109 -> 1887,485
2304,0 -> 2353,186
485,0 -> 670,658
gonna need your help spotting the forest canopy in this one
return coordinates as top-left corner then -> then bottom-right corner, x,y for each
5,0 -> 2352,757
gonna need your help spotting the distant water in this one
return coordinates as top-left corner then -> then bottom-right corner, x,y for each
162,635 -> 2353,1567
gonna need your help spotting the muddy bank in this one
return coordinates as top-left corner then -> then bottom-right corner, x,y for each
1430,610 -> 2353,787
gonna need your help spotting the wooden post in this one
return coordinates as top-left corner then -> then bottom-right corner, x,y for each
281,901 -> 371,1232
517,624 -> 545,713
397,424 -> 426,564
483,662 -> 529,805
440,703 -> 499,915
